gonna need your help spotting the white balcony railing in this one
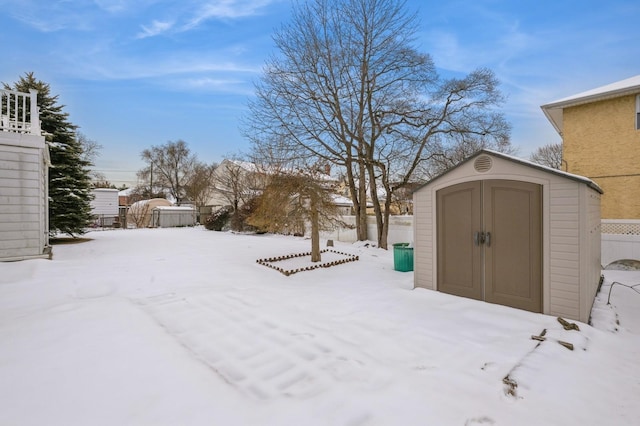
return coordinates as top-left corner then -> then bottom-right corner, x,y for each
0,88 -> 40,135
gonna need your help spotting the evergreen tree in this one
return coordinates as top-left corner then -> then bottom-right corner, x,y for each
4,73 -> 94,236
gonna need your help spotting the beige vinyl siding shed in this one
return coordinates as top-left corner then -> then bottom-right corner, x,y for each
0,133 -> 50,261
413,150 -> 602,323
151,206 -> 196,228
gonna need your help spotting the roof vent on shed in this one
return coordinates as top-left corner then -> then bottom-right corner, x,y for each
474,155 -> 493,173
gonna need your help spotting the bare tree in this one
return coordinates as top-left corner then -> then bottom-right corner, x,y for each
529,143 -> 562,169
128,201 -> 150,228
248,166 -> 340,262
414,133 -> 517,180
207,156 -> 269,231
128,182 -> 165,202
184,161 -> 217,208
77,131 -> 102,163
243,0 -> 511,249
212,157 -> 262,213
76,131 -> 106,184
138,140 -> 197,204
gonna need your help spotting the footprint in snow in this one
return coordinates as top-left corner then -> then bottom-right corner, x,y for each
465,416 -> 495,425
73,281 -> 116,299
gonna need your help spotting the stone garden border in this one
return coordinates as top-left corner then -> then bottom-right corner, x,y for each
256,249 -> 359,276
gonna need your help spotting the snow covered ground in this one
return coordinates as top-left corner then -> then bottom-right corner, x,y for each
1,227 -> 639,425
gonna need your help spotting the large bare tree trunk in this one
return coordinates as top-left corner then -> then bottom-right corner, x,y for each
367,162 -> 387,249
310,193 -> 321,262
357,161 -> 368,241
380,197 -> 392,250
344,155 -> 368,242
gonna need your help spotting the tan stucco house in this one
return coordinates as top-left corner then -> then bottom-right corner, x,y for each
541,74 -> 640,219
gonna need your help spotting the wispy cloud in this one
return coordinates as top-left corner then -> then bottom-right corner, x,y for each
3,0 -> 130,32
57,47 -> 261,96
10,5 -> 94,32
92,0 -> 130,14
183,0 -> 273,30
176,76 -> 254,94
135,0 -> 277,38
136,20 -> 175,38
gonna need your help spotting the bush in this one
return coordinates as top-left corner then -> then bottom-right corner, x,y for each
230,197 -> 261,232
204,206 -> 232,231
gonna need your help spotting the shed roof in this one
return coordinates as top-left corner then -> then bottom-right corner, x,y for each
419,149 -> 603,194
153,206 -> 195,211
541,74 -> 640,134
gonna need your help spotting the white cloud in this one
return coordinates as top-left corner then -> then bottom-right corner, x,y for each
136,19 -> 175,38
176,76 -> 252,94
133,0 -> 276,38
93,0 -> 128,13
182,0 -> 274,31
8,2 -> 95,32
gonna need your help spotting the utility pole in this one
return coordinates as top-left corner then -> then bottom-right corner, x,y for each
149,162 -> 153,198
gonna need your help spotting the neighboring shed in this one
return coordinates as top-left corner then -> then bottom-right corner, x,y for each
150,206 -> 196,228
127,198 -> 172,228
413,150 -> 602,323
90,188 -> 119,226
91,188 -> 119,215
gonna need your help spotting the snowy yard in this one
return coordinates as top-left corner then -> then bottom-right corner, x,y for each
1,227 -> 639,425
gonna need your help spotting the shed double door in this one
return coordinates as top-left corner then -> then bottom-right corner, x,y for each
436,180 -> 542,313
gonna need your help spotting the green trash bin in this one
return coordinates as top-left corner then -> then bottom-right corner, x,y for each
393,243 -> 414,272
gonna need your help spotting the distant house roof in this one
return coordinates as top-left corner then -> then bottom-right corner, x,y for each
118,187 -> 135,197
541,74 -> 640,135
129,198 -> 171,209
222,158 -> 258,173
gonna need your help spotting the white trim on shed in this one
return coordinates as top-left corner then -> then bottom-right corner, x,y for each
413,150 -> 602,323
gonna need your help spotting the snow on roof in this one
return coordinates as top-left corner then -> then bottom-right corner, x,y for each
129,198 -> 171,208
153,206 -> 194,211
224,158 -> 258,172
222,158 -> 336,181
541,74 -> 640,134
486,149 -> 602,193
421,149 -> 603,194
331,194 -> 354,206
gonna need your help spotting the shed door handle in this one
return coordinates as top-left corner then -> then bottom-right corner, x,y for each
474,231 -> 484,246
474,231 -> 491,246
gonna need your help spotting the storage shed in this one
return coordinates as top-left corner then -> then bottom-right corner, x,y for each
90,188 -> 119,227
413,150 -> 602,323
127,198 -> 172,228
151,206 -> 196,228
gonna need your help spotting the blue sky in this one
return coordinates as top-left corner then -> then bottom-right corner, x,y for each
2,0 -> 639,187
